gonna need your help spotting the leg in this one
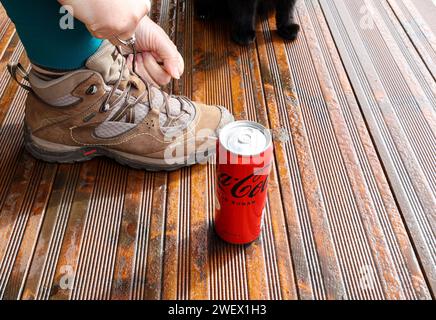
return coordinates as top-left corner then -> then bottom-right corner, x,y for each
228,0 -> 259,45
1,0 -> 102,70
276,0 -> 300,41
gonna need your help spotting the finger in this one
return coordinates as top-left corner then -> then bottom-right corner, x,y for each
150,51 -> 184,78
151,52 -> 163,64
151,27 -> 184,79
141,52 -> 172,86
176,51 -> 185,77
164,50 -> 184,80
134,53 -> 159,86
160,50 -> 184,77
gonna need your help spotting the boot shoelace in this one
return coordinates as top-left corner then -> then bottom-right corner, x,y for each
7,42 -> 190,129
101,44 -> 189,129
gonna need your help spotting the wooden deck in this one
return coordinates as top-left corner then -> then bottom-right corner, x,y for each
0,0 -> 435,300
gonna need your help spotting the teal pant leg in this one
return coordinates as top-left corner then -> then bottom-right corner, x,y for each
1,0 -> 103,70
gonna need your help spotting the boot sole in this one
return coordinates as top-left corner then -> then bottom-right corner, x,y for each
24,126 -> 215,172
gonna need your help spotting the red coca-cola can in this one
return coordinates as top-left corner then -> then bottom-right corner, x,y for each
215,121 -> 273,244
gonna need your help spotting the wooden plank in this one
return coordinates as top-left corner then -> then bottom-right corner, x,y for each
385,0 -> 436,79
320,0 -> 435,295
412,0 -> 436,35
21,164 -> 81,299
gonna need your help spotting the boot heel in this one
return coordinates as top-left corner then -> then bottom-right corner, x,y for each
23,126 -> 99,164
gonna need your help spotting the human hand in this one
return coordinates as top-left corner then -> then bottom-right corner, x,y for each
131,16 -> 184,86
58,0 -> 151,40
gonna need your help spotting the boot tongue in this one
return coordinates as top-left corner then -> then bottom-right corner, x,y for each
85,40 -> 129,84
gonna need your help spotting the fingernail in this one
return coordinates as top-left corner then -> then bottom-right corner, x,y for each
173,68 -> 181,80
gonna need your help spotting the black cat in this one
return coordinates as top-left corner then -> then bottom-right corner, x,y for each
195,0 -> 300,45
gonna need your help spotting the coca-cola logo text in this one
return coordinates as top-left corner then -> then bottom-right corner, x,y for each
218,172 -> 269,199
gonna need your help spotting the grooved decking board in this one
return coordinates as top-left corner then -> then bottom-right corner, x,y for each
385,0 -> 436,80
412,0 -> 436,35
0,0 -> 434,300
320,0 -> 435,294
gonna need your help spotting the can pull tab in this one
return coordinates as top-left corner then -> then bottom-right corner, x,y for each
223,122 -> 269,156
238,132 -> 253,145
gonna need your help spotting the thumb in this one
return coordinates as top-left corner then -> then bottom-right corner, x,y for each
163,51 -> 184,80
136,16 -> 185,79
147,22 -> 184,79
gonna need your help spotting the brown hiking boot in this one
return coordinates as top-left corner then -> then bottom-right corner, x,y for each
9,41 -> 234,171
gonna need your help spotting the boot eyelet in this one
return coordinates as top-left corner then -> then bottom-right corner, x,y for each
100,103 -> 110,113
86,85 -> 98,95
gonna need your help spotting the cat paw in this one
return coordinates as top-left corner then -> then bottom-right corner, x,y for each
232,29 -> 256,46
196,10 -> 211,20
195,3 -> 212,20
277,23 -> 300,41
196,10 -> 213,20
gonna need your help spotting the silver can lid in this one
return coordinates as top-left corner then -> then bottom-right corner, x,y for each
219,121 -> 272,156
